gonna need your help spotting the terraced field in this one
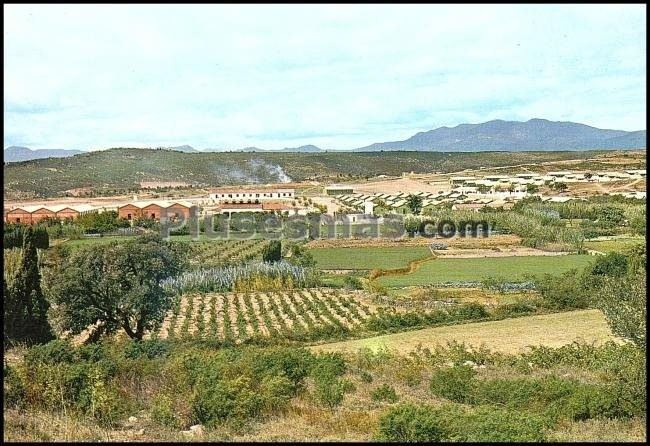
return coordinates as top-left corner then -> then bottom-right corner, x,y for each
146,288 -> 375,342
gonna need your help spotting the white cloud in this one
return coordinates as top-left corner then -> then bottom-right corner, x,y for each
3,4 -> 646,150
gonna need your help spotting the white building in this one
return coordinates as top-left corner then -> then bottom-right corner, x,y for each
209,188 -> 295,202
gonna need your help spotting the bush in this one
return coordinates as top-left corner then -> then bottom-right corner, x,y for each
24,339 -> 76,366
375,403 -> 453,442
262,240 -> 282,263
429,365 -> 476,403
313,375 -> 355,410
342,275 -> 363,290
370,384 -> 399,403
359,370 -> 374,383
535,270 -> 589,310
124,339 -> 170,360
376,403 -> 547,442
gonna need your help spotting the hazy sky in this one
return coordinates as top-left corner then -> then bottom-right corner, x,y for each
4,4 -> 646,151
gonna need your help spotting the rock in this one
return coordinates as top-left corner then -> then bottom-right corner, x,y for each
189,424 -> 204,434
462,360 -> 476,367
134,429 -> 145,436
128,416 -> 138,423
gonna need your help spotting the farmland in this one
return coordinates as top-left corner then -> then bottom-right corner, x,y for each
146,288 -> 374,343
376,254 -> 594,287
310,246 -> 432,270
311,309 -> 619,354
584,237 -> 645,253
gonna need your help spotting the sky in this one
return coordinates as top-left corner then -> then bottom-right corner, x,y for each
3,4 -> 647,151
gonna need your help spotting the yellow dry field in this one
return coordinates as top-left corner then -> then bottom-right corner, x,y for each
311,309 -> 619,355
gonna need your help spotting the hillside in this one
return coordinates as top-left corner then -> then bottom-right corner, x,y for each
355,119 -> 646,152
2,148 -> 633,199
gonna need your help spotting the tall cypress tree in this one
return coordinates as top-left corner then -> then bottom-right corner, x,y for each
4,280 -> 15,348
9,226 -> 53,345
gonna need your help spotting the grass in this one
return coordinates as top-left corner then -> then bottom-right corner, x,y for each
377,254 -> 594,287
310,246 -> 432,270
310,309 -> 619,355
584,237 -> 645,253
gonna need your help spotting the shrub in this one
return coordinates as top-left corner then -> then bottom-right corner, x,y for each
313,375 -> 355,410
24,339 -> 76,366
375,403 -> 453,442
429,365 -> 476,403
376,403 -> 547,442
535,270 -> 589,310
124,339 -> 170,360
370,384 -> 399,403
359,370 -> 374,383
342,275 -> 363,290
262,240 -> 282,263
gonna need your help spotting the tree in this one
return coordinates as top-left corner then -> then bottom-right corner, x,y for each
47,235 -> 184,340
284,243 -> 316,267
594,270 -> 646,350
262,240 -> 282,263
6,227 -> 53,346
406,194 -> 423,215
594,206 -> 625,228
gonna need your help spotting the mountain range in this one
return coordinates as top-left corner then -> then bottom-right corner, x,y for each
3,146 -> 84,162
354,119 -> 646,152
4,119 -> 646,161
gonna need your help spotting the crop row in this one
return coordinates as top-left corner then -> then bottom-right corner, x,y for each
148,288 -> 374,342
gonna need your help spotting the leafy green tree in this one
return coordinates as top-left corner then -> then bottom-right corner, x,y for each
262,240 -> 282,263
6,227 -> 53,346
47,235 -> 184,340
284,243 -> 316,267
406,194 -> 423,215
594,206 -> 625,228
593,270 -> 646,350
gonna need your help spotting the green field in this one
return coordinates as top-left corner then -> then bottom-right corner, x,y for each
377,254 -> 594,287
584,237 -> 645,253
310,246 -> 432,270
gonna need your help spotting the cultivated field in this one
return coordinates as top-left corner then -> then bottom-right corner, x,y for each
310,246 -> 432,270
311,309 -> 619,354
146,288 -> 376,342
584,237 -> 645,253
377,254 -> 594,287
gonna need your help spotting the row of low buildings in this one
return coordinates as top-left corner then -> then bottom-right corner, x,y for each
4,204 -> 98,224
209,188 -> 296,203
335,191 -> 519,215
449,169 -> 647,189
4,189 -> 307,224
